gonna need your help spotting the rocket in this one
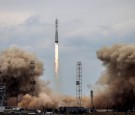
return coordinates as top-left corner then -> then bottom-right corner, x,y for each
55,19 -> 58,43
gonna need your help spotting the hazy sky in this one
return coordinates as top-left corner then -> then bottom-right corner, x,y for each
0,0 -> 135,96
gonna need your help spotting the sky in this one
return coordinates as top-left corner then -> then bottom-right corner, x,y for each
0,0 -> 135,96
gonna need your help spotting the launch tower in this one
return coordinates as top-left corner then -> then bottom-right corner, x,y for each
0,83 -> 7,107
90,90 -> 93,107
0,71 -> 7,107
30,61 -> 36,96
76,61 -> 82,107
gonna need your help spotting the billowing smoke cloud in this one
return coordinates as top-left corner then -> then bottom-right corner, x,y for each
0,47 -> 86,108
95,44 -> 135,109
0,47 -> 44,97
18,93 -> 87,108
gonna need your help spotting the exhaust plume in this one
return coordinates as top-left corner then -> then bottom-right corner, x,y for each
95,44 -> 135,109
55,43 -> 58,78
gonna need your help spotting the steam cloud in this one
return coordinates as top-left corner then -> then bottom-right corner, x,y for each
96,44 -> 135,109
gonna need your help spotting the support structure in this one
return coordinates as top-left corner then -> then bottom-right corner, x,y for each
30,61 -> 36,96
0,71 -> 7,107
0,83 -> 7,107
90,90 -> 93,107
76,61 -> 82,107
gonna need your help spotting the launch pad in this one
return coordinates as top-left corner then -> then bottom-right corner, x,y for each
1,107 -> 135,115
0,21 -> 135,115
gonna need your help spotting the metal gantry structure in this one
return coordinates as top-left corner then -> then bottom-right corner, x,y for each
0,83 -> 7,107
76,61 -> 82,107
0,71 -> 7,107
90,90 -> 93,107
30,61 -> 36,96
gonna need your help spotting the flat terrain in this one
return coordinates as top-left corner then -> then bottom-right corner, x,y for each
0,112 -> 135,115
89,112 -> 134,115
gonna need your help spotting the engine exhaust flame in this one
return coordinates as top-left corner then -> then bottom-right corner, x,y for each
55,43 -> 58,78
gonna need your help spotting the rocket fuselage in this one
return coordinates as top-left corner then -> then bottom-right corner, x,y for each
55,19 -> 58,43
55,34 -> 58,43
